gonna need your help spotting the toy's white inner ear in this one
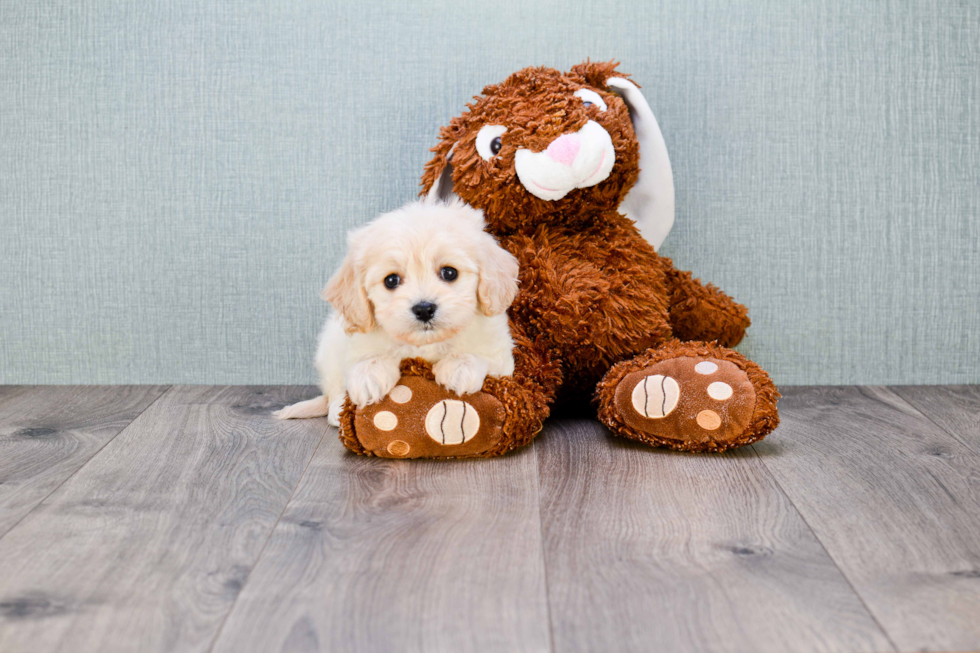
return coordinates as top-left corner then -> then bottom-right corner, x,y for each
426,147 -> 456,202
606,77 -> 675,251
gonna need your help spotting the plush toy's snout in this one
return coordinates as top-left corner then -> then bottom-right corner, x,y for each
514,120 -> 616,201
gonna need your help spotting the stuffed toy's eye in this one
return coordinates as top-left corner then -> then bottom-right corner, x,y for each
476,125 -> 507,161
574,89 -> 607,112
384,273 -> 401,289
439,266 -> 458,282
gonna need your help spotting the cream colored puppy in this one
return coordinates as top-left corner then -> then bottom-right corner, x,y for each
275,199 -> 519,425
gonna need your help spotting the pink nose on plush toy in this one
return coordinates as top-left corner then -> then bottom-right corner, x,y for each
546,133 -> 580,166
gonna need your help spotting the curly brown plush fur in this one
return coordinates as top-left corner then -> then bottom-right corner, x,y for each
340,60 -> 779,457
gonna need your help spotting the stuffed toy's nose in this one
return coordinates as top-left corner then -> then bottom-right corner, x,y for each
545,133 -> 580,166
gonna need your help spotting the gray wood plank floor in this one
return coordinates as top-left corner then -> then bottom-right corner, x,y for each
0,386 -> 325,653
0,385 -> 169,537
535,419 -> 891,653
0,385 -> 978,653
755,386 -> 980,653
211,438 -> 550,653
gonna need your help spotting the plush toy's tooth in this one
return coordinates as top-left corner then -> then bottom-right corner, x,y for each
630,374 -> 680,418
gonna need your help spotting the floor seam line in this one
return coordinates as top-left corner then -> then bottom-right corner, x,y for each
0,384 -> 173,543
750,441 -> 900,653
886,385 -> 980,457
204,423 -> 329,653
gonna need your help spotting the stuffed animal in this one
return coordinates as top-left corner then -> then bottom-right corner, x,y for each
338,61 -> 779,458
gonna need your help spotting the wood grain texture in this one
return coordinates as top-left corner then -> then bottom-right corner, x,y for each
211,442 -> 550,653
890,385 -> 980,454
0,385 -> 168,537
756,386 -> 980,652
0,385 -> 325,653
535,418 -> 891,653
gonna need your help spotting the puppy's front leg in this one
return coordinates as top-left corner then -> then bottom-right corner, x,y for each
347,357 -> 401,407
433,354 -> 490,396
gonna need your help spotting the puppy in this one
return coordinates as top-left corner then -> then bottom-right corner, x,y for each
275,199 -> 520,426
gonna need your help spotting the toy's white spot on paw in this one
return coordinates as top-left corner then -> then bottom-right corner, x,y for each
697,410 -> 722,430
424,400 -> 480,445
373,411 -> 398,431
631,375 -> 680,419
707,381 -> 733,400
695,361 -> 718,375
389,385 -> 412,404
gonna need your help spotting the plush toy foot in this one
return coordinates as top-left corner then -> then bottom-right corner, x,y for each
597,341 -> 779,452
340,374 -> 506,459
336,358 -> 551,459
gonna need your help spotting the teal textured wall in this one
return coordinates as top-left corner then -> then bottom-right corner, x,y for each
1,0 -> 978,385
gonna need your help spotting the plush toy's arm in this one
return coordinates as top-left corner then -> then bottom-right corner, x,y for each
506,236 -> 613,348
660,258 -> 750,347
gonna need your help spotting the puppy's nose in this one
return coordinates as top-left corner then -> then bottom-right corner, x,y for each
546,133 -> 580,166
411,301 -> 437,323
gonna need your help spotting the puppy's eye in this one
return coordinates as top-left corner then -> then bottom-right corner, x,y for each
476,125 -> 507,161
383,273 -> 401,290
574,89 -> 607,112
439,266 -> 458,282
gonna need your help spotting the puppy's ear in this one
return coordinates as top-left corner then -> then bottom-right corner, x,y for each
475,236 -> 520,317
322,246 -> 375,334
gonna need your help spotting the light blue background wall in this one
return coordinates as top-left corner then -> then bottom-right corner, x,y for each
1,0 -> 978,385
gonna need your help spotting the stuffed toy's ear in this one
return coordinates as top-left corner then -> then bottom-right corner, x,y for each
605,76 -> 675,251
321,243 -> 376,334
420,126 -> 457,202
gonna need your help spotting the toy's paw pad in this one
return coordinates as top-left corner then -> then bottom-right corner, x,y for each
424,399 -> 480,445
351,376 -> 504,458
615,356 -> 756,445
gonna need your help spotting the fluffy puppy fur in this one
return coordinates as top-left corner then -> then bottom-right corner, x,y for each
275,199 -> 520,425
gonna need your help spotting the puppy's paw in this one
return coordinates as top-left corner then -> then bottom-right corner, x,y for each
347,357 -> 401,407
433,354 -> 489,396
327,399 -> 343,427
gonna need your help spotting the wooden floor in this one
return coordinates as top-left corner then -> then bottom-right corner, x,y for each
0,385 -> 978,653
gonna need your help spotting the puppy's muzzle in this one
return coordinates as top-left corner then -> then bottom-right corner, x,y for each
411,301 -> 437,323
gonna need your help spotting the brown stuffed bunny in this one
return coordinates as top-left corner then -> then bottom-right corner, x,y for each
338,61 -> 779,458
